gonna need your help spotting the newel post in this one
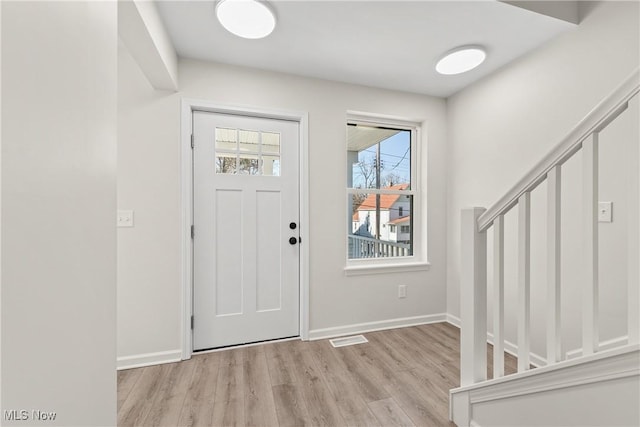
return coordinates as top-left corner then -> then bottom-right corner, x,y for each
460,207 -> 487,386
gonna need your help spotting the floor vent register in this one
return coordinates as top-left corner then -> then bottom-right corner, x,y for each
329,335 -> 368,348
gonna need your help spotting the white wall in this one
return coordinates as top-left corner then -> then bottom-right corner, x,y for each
1,1 -> 4,416
1,2 -> 117,426
117,42 -> 183,363
447,1 -> 639,359
117,47 -> 448,362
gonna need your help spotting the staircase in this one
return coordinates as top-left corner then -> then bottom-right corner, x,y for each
450,69 -> 640,427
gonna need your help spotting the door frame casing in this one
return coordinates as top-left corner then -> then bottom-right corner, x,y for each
180,98 -> 310,360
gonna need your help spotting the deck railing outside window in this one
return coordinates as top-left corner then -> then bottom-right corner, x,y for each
348,234 -> 409,259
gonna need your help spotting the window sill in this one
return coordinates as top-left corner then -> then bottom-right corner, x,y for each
344,261 -> 430,276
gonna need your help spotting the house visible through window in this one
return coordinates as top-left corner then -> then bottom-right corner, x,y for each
347,119 -> 417,261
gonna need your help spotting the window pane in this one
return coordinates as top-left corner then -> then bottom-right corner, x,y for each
347,124 -> 411,190
262,132 -> 280,154
216,154 -> 236,174
262,155 -> 280,176
215,127 -> 237,151
348,193 -> 413,259
214,128 -> 282,177
238,154 -> 259,175
238,129 -> 260,153
380,129 -> 411,189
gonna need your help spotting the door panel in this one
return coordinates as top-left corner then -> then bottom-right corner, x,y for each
256,190 -> 282,312
192,111 -> 300,350
215,189 -> 243,316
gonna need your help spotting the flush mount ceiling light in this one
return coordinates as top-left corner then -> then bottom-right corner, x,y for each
216,0 -> 276,39
436,46 -> 486,75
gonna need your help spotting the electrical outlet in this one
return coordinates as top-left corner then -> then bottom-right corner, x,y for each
398,285 -> 407,299
117,210 -> 134,227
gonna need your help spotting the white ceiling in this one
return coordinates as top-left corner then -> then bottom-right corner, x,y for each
157,1 -> 575,98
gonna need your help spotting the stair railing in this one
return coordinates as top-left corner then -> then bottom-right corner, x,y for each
460,69 -> 640,387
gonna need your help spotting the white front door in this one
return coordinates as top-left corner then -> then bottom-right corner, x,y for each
192,111 -> 300,350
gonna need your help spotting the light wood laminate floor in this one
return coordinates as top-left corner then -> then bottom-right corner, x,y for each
118,323 -> 518,427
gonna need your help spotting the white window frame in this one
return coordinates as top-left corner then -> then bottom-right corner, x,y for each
344,112 -> 429,275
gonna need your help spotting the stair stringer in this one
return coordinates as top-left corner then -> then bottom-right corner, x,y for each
450,345 -> 639,427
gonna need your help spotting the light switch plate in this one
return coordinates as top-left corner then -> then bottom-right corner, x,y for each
598,202 -> 612,223
398,285 -> 407,298
117,210 -> 134,227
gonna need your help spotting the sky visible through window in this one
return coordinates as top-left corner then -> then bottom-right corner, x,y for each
351,130 -> 411,189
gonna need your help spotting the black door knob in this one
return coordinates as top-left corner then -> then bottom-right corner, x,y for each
289,222 -> 297,230
289,237 -> 297,245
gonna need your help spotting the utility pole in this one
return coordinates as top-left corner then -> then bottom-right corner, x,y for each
375,142 -> 381,240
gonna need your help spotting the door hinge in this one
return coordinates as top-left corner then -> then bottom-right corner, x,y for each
190,134 -> 194,149
190,315 -> 194,330
191,225 -> 194,239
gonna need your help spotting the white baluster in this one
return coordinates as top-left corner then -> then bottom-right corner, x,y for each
628,118 -> 639,346
547,165 -> 562,363
518,192 -> 531,372
583,133 -> 599,355
493,215 -> 505,378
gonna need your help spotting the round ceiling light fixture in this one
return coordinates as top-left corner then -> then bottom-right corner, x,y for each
436,46 -> 486,75
216,0 -> 276,39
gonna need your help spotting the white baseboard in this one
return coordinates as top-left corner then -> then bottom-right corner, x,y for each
308,313 -> 447,341
446,314 -> 545,368
115,319 -> 629,371
117,349 -> 182,370
447,313 -> 461,328
117,316 -> 447,369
